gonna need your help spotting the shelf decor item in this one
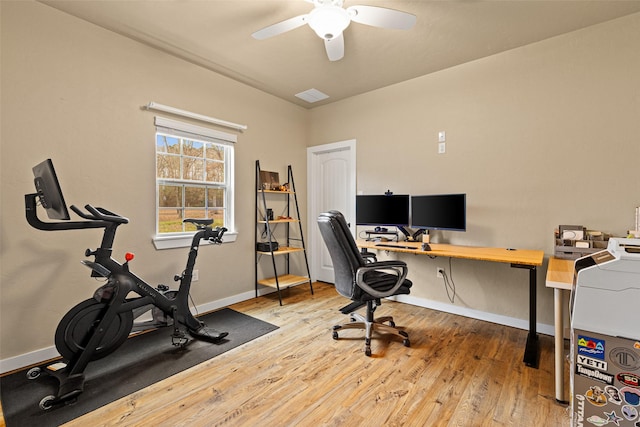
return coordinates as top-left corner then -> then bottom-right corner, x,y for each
258,170 -> 280,191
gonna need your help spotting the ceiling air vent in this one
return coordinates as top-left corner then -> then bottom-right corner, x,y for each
295,88 -> 329,103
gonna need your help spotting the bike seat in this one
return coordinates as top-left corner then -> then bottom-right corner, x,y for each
183,218 -> 213,226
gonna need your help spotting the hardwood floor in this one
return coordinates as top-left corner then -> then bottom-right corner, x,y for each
2,282 -> 571,426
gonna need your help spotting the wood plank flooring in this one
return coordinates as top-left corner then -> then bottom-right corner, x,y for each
1,282 -> 570,426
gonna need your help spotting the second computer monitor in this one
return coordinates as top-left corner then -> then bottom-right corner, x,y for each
411,194 -> 466,232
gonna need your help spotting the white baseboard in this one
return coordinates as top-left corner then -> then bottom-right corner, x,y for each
0,347 -> 62,375
388,294 -> 555,337
1,286 -> 553,374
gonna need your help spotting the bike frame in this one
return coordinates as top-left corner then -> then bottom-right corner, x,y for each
27,192 -> 212,328
25,193 -> 225,405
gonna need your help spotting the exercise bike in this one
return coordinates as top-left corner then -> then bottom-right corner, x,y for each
24,159 -> 229,410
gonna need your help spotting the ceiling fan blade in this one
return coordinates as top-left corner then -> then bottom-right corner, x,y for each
324,33 -> 344,62
252,14 -> 308,40
347,5 -> 416,30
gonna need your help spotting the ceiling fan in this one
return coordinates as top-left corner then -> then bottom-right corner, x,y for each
252,0 -> 417,62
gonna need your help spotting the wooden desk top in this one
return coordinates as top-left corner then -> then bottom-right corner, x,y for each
357,240 -> 544,267
545,257 -> 574,290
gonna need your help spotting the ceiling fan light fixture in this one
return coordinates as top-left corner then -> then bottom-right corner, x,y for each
252,0 -> 415,62
307,6 -> 351,40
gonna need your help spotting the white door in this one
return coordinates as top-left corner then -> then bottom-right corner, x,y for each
307,140 -> 356,283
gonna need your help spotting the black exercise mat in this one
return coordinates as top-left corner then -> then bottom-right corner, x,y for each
0,308 -> 278,427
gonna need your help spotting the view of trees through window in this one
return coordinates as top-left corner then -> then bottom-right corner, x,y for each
156,133 -> 227,233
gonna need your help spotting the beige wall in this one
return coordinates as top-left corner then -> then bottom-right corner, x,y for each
1,1 -> 639,365
0,2 -> 308,361
308,13 -> 640,324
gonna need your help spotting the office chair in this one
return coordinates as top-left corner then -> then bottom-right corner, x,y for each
317,211 -> 412,356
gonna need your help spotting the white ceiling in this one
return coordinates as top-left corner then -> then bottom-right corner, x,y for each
40,0 -> 640,108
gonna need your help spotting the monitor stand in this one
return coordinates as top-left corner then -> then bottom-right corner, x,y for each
412,229 -> 427,242
397,226 -> 411,240
398,226 -> 428,242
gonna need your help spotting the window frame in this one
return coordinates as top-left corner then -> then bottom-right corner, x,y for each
152,116 -> 236,249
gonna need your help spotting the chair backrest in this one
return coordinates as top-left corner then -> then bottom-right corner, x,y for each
317,211 -> 365,299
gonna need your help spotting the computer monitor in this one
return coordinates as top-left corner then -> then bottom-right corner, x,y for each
32,159 -> 70,220
356,194 -> 410,227
411,194 -> 466,232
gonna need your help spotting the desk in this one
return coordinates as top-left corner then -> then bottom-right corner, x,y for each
545,257 -> 574,403
358,240 -> 545,368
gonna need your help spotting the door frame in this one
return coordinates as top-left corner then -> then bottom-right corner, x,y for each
307,139 -> 356,282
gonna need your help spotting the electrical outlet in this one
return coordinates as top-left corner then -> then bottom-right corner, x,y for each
437,267 -> 444,278
192,269 -> 199,282
438,142 -> 446,154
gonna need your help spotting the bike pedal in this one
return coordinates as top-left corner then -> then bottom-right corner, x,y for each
171,333 -> 188,347
190,326 -> 229,343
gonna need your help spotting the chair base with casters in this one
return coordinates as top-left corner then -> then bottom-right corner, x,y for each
333,300 -> 410,356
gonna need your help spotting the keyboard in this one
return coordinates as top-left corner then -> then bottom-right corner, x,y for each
375,243 -> 417,250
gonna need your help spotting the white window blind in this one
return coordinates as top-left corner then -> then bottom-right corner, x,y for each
155,116 -> 236,145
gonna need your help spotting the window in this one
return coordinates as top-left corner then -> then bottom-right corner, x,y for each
153,116 -> 235,247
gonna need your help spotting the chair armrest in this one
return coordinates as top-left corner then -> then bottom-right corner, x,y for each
361,251 -> 377,263
355,260 -> 408,299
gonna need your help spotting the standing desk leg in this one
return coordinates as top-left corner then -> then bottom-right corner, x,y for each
513,264 -> 539,368
554,288 -> 568,403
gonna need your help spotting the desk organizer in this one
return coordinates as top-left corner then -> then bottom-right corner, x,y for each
554,225 -> 609,259
364,230 -> 399,242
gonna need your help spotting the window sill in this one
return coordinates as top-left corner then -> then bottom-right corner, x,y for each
152,231 -> 237,250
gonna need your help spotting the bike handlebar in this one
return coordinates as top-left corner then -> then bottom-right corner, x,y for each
70,204 -> 129,224
25,193 -> 114,231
